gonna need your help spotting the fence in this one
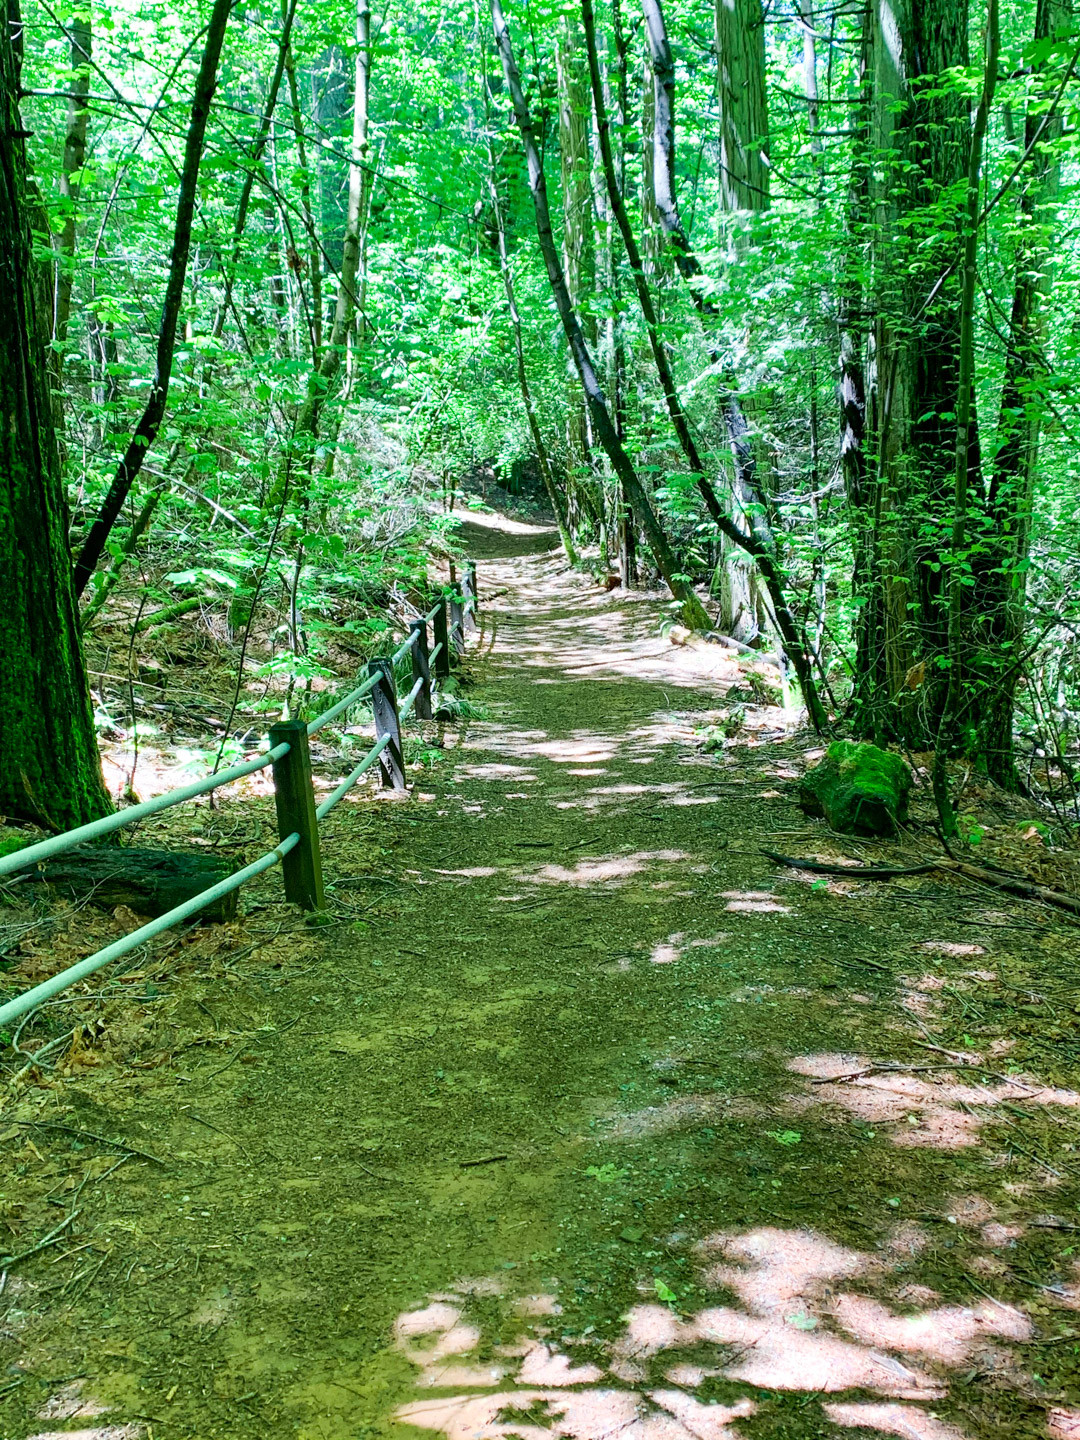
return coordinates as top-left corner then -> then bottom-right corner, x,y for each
0,563 -> 480,1031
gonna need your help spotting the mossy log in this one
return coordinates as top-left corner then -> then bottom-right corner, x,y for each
26,846 -> 237,922
798,740 -> 912,837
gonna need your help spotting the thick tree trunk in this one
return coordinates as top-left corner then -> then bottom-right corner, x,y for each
839,18 -> 880,732
715,0 -> 770,223
862,0 -> 972,745
712,0 -> 770,639
979,0 -> 1065,786
0,5 -> 110,830
72,0 -> 233,599
934,0 -> 1000,835
491,0 -> 709,629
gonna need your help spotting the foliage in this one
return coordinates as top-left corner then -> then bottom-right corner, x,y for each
11,0 -> 1080,819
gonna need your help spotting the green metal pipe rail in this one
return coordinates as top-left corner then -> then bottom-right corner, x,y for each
0,567 -> 480,1031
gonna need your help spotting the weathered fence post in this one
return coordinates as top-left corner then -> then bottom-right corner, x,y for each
368,658 -> 407,790
268,719 -> 326,911
449,594 -> 465,658
433,598 -> 451,680
410,618 -> 432,720
462,561 -> 478,634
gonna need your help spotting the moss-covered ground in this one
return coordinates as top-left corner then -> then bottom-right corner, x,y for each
3,520 -> 1080,1440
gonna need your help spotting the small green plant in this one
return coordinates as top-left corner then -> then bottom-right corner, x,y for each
766,1129 -> 802,1146
584,1163 -> 627,1184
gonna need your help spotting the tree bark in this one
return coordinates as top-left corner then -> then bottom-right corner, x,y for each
978,0 -> 1065,787
491,0 -> 709,629
0,1 -> 110,829
72,0 -> 233,599
715,0 -> 770,220
861,0 -> 973,745
934,0 -> 1000,835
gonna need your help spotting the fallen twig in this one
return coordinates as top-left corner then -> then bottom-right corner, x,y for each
13,1120 -> 164,1166
762,849 -> 1080,917
1,1210 -> 80,1269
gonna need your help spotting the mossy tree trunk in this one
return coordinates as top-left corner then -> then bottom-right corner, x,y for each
859,0 -> 972,745
0,7 -> 110,830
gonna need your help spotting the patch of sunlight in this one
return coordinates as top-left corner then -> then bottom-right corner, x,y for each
392,1223 -> 1035,1440
453,762 -> 539,783
431,867 -> 501,879
28,1429 -> 144,1440
521,851 -> 690,890
721,891 -> 791,915
649,935 -> 683,964
789,1053 -> 1080,1150
607,1092 -> 762,1140
826,1401 -> 966,1440
917,941 -> 987,957
36,1379 -> 110,1421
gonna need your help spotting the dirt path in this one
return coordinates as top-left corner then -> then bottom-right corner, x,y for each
6,521 -> 1080,1440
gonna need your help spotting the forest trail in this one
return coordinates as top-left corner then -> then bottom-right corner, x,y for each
8,517 -> 1080,1440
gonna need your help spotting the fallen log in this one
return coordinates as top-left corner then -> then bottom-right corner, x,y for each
762,849 -> 1080,919
23,846 -> 237,922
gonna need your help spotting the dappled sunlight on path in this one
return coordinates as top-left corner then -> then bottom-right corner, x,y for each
15,515 -> 1080,1440
392,1220 -> 1033,1439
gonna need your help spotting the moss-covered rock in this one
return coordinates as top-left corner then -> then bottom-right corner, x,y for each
798,740 -> 912,837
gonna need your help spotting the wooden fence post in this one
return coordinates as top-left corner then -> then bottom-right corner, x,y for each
410,618 -> 432,720
368,658 -> 407,790
268,719 -> 326,911
449,594 -> 465,658
462,561 -> 478,634
433,598 -> 451,680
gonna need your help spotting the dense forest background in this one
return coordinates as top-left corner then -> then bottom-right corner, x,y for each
6,0 -> 1080,832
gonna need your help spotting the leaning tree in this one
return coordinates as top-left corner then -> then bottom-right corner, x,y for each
0,2 -> 110,830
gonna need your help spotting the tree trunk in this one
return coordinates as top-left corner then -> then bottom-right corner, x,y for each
557,18 -> 595,522
978,0 -> 1065,787
491,0 -> 709,629
0,4 -> 110,830
839,15 -> 878,732
712,0 -> 770,639
862,0 -> 972,745
72,0 -> 233,599
934,0 -> 1000,835
715,0 -> 770,224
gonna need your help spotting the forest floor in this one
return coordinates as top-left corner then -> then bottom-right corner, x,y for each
5,515 -> 1080,1440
